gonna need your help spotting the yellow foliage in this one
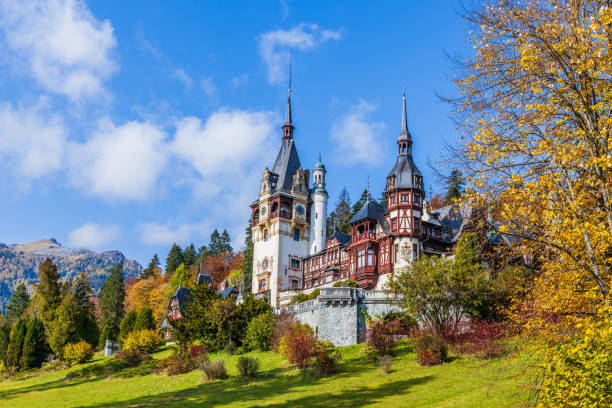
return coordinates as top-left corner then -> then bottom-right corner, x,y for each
125,276 -> 170,325
63,341 -> 93,366
122,329 -> 164,354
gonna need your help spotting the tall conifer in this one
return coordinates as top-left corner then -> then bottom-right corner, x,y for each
6,283 -> 30,325
7,318 -> 27,368
98,264 -> 125,341
165,244 -> 183,274
20,317 -> 48,370
37,259 -> 60,330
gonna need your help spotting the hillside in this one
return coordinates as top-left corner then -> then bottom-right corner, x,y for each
0,342 -> 533,408
0,238 -> 142,305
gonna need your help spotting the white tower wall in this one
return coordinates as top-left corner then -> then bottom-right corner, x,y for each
310,193 -> 328,254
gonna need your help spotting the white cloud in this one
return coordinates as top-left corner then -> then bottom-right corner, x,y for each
68,222 -> 120,250
331,100 -> 386,165
174,68 -> 193,90
200,77 -> 217,101
258,24 -> 342,83
0,0 -> 117,101
0,102 -> 67,179
68,119 -> 167,200
138,222 -> 204,246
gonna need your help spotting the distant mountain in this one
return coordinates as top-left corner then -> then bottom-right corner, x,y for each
0,238 -> 142,307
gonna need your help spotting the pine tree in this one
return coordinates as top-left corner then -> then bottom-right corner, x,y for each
241,220 -> 253,293
445,169 -> 464,202
219,230 -> 232,253
37,259 -> 61,330
350,188 -> 375,219
134,307 -> 156,331
168,281 -> 218,346
183,244 -> 197,268
165,244 -> 183,274
98,264 -> 125,342
71,271 -> 93,311
98,324 -> 113,349
6,283 -> 30,325
0,321 -> 11,366
197,245 -> 209,260
335,188 -> 352,233
380,186 -> 388,207
140,254 -> 160,279
118,310 -> 138,343
71,273 -> 99,347
49,293 -> 79,358
209,230 -> 221,255
7,318 -> 27,368
20,317 -> 49,370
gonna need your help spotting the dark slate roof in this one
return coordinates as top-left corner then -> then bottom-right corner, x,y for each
349,200 -> 387,224
387,155 -> 422,189
271,138 -> 302,192
220,286 -> 239,299
328,231 -> 352,246
171,286 -> 192,309
197,273 -> 213,287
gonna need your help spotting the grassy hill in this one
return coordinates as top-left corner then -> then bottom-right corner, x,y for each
0,342 -> 533,408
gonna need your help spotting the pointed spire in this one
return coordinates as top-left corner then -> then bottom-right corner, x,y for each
284,49 -> 293,126
398,82 -> 412,142
318,151 -> 321,163
366,174 -> 371,204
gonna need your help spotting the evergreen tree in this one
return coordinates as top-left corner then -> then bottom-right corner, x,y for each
445,169 -> 464,202
326,210 -> 337,237
7,318 -> 27,368
169,281 -> 218,346
140,254 -> 160,279
241,220 -> 253,293
6,283 -> 30,325
165,244 -> 183,274
219,230 -> 232,253
197,245 -> 209,260
350,188 -> 375,219
380,186 -> 388,207
118,310 -> 138,343
49,293 -> 79,358
70,272 -> 99,347
0,321 -> 11,365
134,307 -> 156,331
334,188 -> 352,233
208,230 -> 221,255
98,264 -> 125,341
98,324 -> 113,349
183,244 -> 197,268
20,317 -> 49,370
71,271 -> 93,311
37,259 -> 61,330
170,264 -> 191,292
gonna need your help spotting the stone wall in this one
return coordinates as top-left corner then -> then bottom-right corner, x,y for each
279,287 -> 402,346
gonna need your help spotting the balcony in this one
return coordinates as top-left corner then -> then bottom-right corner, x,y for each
353,232 -> 376,242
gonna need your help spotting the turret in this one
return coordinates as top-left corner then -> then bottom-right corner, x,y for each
310,153 -> 328,255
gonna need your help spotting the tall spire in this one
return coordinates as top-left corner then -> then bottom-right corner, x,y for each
282,50 -> 294,140
399,84 -> 411,141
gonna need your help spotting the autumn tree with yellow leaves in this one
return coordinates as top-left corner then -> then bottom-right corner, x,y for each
453,1 -> 611,405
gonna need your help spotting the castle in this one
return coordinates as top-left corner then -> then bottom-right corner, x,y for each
250,83 -> 453,308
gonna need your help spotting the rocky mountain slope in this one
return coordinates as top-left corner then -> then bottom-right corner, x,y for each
0,238 -> 142,307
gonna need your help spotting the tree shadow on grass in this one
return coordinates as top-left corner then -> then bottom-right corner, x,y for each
0,375 -> 105,400
76,371 -> 435,408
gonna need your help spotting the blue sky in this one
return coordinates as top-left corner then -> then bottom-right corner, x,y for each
0,0 -> 471,265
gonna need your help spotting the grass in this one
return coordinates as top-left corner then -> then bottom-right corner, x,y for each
0,341 -> 534,408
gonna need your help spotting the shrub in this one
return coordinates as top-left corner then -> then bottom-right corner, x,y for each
111,359 -> 159,379
161,344 -> 208,376
312,341 -> 341,377
415,332 -> 448,366
288,289 -> 320,306
281,322 -> 317,369
134,307 -> 156,331
200,360 -> 228,381
271,311 -> 296,352
118,310 -> 138,345
98,324 -> 114,350
64,358 -> 127,379
244,313 -> 274,351
449,320 -> 504,359
63,341 -> 94,366
332,279 -> 360,288
378,355 -> 393,374
236,356 -> 259,378
115,348 -> 151,367
20,318 -> 49,370
122,329 -> 163,354
366,319 -> 402,356
538,320 -> 612,408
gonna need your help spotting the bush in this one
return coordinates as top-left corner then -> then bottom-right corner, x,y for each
538,319 -> 612,408
134,307 -> 156,331
161,344 -> 208,376
271,311 -> 296,353
378,355 -> 393,374
98,324 -> 114,350
288,289 -> 320,306
65,358 -> 127,379
63,341 -> 94,366
20,318 -> 49,370
244,313 -> 274,351
415,332 -> 448,366
332,279 -> 360,288
122,329 -> 163,354
281,322 -> 317,369
118,310 -> 138,345
115,348 -> 151,367
236,356 -> 259,379
312,341 -> 341,377
367,320 -> 402,356
111,359 -> 159,379
449,320 -> 504,359
200,360 -> 228,381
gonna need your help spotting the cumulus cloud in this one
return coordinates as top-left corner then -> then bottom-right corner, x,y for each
0,102 -> 67,180
258,24 -> 342,83
68,222 -> 120,250
0,0 -> 117,101
68,119 -> 168,200
331,100 -> 386,165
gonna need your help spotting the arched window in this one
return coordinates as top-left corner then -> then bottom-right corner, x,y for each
367,248 -> 373,266
262,258 -> 268,269
293,228 -> 300,241
264,229 -> 269,241
253,209 -> 259,222
259,279 -> 267,290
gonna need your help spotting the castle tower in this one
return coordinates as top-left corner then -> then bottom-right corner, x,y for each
309,153 -> 328,255
250,69 -> 311,307
385,89 -> 425,268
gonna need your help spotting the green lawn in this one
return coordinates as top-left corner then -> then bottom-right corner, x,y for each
0,342 -> 533,407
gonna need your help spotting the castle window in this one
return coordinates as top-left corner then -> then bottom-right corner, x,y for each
271,202 -> 278,213
262,259 -> 269,269
264,229 -> 269,241
394,244 -> 399,263
357,250 -> 365,268
291,279 -> 299,289
391,218 -> 397,231
366,248 -> 373,266
293,228 -> 300,241
414,194 -> 421,205
290,258 -> 300,269
259,279 -> 267,290
413,244 -> 418,262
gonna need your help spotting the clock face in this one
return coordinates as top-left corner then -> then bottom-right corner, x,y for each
295,205 -> 305,215
260,206 -> 267,216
